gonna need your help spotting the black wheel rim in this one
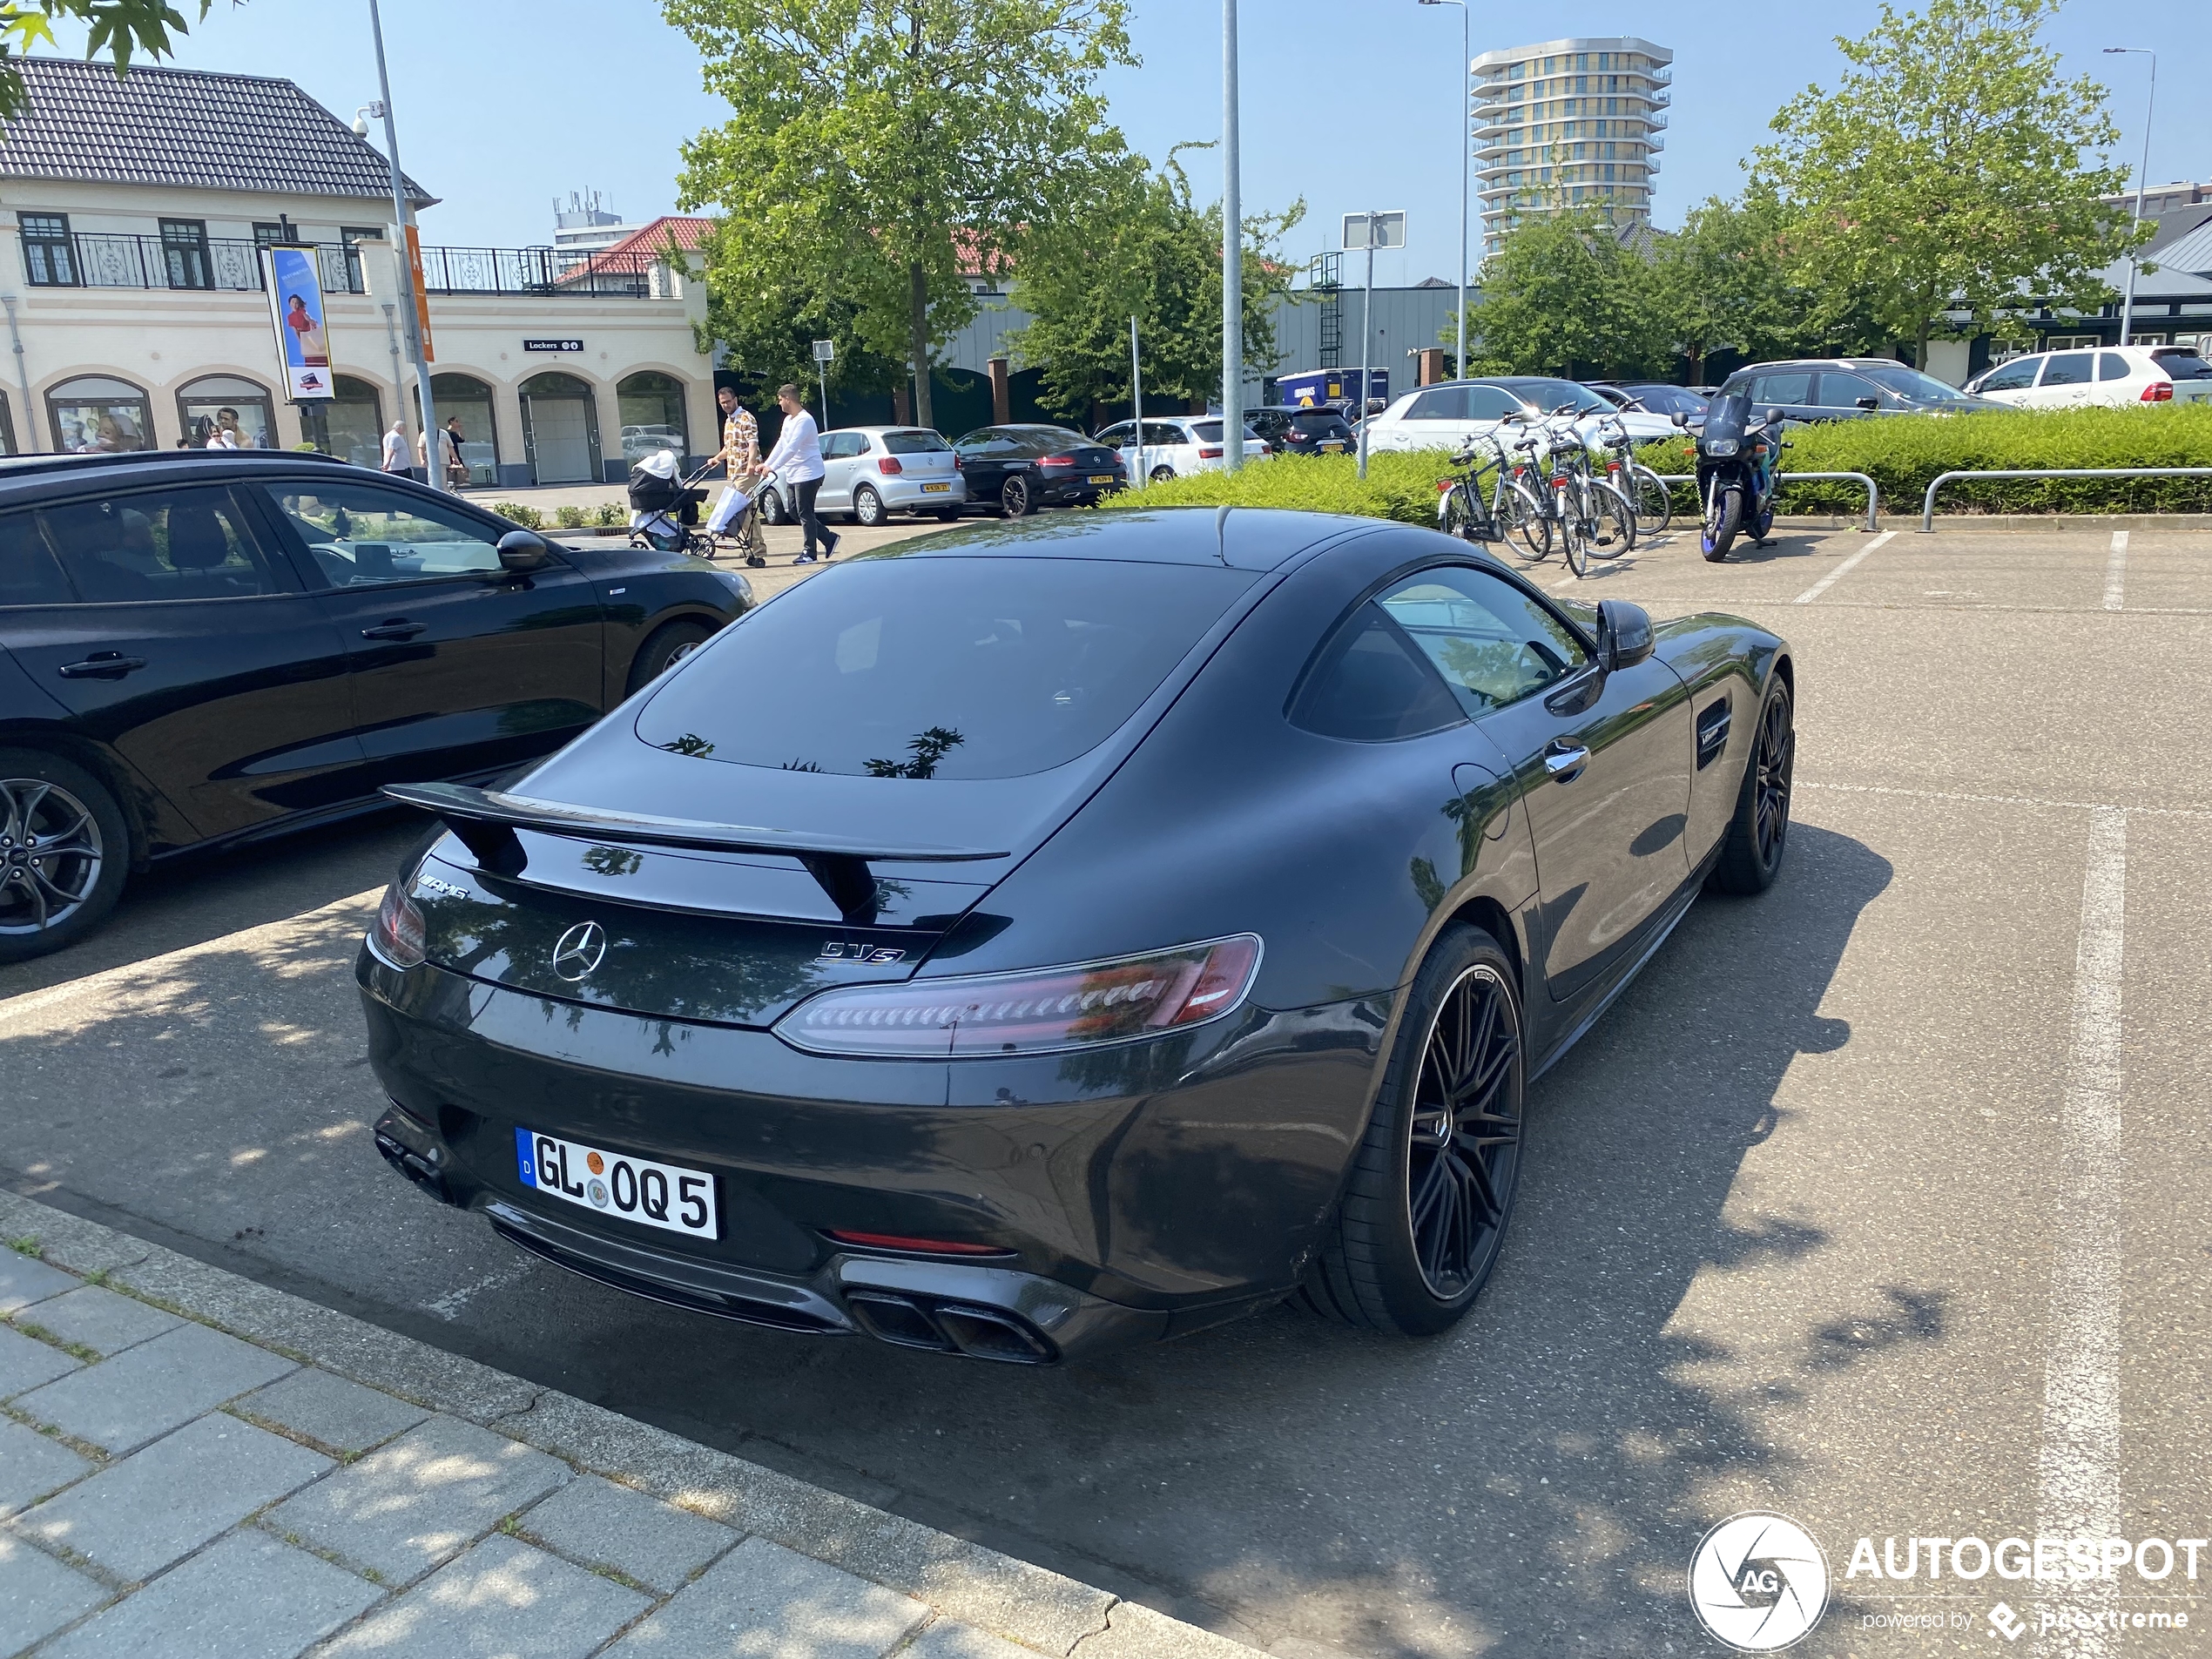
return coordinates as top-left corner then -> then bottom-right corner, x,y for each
0,778 -> 104,937
1406,964 -> 1521,1299
1755,692 -> 1794,866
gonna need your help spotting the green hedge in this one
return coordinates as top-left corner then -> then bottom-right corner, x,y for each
1096,449 -> 1463,525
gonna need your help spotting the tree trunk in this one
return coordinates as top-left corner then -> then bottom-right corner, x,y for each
908,259 -> 932,430
1684,343 -> 1703,386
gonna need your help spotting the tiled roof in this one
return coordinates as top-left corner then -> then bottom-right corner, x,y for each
557,216 -> 714,283
0,56 -> 433,206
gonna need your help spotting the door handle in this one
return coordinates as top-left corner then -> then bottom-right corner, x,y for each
1543,740 -> 1590,782
57,652 -> 147,680
360,619 -> 425,641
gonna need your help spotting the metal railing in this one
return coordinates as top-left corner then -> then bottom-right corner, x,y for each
1918,467 -> 2212,530
17,233 -> 680,300
1656,471 -> 1883,533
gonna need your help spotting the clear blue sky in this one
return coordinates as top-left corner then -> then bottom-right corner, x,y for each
51,0 -> 2211,287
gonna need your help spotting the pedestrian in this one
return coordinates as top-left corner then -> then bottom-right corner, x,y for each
760,382 -> 835,563
704,385 -> 759,542
206,407 -> 243,449
442,417 -> 469,489
381,419 -> 411,477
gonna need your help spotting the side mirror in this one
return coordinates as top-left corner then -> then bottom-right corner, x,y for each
1855,396 -> 1879,411
1670,410 -> 1688,428
1764,408 -> 1785,427
496,529 -> 553,572
1595,599 -> 1654,671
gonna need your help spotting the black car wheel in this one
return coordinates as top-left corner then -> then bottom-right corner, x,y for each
757,486 -> 788,526
1710,678 -> 1794,894
853,485 -> 887,528
1149,465 -> 1176,485
1303,922 -> 1523,1335
0,750 -> 130,963
626,619 -> 716,697
1001,475 -> 1034,517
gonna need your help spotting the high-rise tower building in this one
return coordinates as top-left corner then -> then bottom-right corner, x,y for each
1472,37 -> 1671,256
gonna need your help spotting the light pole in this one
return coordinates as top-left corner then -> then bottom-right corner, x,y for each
1346,212 -> 1406,481
2103,47 -> 2156,349
1419,0 -> 1470,379
360,0 -> 438,484
1222,0 -> 1244,472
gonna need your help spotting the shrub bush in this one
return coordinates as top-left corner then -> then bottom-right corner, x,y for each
488,501 -> 543,529
1096,449 -> 1466,525
592,502 -> 626,528
555,504 -> 590,529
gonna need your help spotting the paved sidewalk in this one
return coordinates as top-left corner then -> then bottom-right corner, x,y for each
0,1195 -> 1257,1659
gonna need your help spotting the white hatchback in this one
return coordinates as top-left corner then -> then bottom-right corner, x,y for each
1964,345 -> 2212,408
809,427 -> 968,525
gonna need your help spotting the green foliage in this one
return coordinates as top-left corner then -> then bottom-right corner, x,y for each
1096,451 -> 1462,526
1460,206 -> 1664,379
0,1 -> 231,121
1644,192 -> 1836,381
1750,0 -> 2140,360
1009,145 -> 1301,421
664,0 -> 1136,428
7,1235 -> 39,1257
554,504 -> 590,529
1638,406 -> 2212,516
488,502 -> 543,529
592,502 -> 626,528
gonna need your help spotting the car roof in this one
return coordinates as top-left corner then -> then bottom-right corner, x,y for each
857,505 -> 1377,572
0,448 -> 354,491
825,425 -> 949,437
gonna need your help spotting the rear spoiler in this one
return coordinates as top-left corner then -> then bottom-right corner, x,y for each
382,782 -> 1008,923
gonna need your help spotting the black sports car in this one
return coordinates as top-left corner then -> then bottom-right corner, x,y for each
950,424 -> 1126,516
361,509 -> 1793,1363
0,450 -> 750,962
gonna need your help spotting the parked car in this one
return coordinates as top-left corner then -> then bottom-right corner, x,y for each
1962,344 -> 2212,408
620,423 -> 687,464
0,449 -> 750,962
807,427 -> 966,526
1716,359 -> 2006,422
1247,405 -> 1358,458
362,508 -> 1795,1363
1589,382 -> 1710,424
950,424 -> 1126,516
1361,377 -> 1676,455
1092,415 -> 1268,482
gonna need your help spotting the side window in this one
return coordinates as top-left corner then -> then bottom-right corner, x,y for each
1143,421 -> 1184,447
958,432 -> 1019,458
1376,566 -> 1589,715
1747,371 -> 1813,405
0,509 -> 71,607
2096,353 -> 2133,382
36,486 -> 287,604
1465,386 -> 1525,420
2040,352 -> 2094,387
1817,372 -> 1885,408
1096,423 -> 1132,446
1406,387 -> 1470,421
1978,357 -> 2041,393
251,479 -> 510,588
1289,604 -> 1464,742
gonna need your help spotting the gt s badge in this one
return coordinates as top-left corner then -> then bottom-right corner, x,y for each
819,942 -> 905,964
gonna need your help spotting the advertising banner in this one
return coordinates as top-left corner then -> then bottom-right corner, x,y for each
262,246 -> 334,400
405,224 -> 435,363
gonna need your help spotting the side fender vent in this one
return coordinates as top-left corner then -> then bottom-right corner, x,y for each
1696,698 -> 1731,771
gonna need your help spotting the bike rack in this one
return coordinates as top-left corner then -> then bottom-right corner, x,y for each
1917,467 -> 2212,532
1652,472 -> 1882,533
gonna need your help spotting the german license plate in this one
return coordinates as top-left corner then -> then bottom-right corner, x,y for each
1088,474 -> 1115,485
515,1128 -> 718,1239
921,482 -> 950,493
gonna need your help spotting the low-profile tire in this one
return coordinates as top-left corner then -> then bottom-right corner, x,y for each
756,487 -> 788,526
1709,678 -> 1794,894
1000,475 -> 1034,517
626,618 -> 716,697
0,748 -> 130,964
1301,922 -> 1524,1336
853,485 -> 887,528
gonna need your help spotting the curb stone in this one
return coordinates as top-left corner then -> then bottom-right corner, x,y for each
0,1190 -> 1264,1659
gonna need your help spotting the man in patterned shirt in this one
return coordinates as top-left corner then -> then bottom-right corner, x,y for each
705,385 -> 759,538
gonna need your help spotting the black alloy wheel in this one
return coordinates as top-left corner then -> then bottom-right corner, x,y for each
626,619 -> 716,696
0,751 -> 130,962
1001,475 -> 1034,517
1149,465 -> 1176,484
1302,923 -> 1524,1335
1710,678 -> 1795,894
756,486 -> 788,526
853,484 -> 887,528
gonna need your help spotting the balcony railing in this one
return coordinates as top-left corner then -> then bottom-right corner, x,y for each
17,233 -> 678,300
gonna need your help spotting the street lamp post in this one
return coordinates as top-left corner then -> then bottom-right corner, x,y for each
1222,0 -> 1244,472
362,0 -> 438,485
1419,0 -> 1470,379
2103,47 -> 2157,349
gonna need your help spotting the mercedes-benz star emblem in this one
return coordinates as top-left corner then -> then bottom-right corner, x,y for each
550,921 -> 607,982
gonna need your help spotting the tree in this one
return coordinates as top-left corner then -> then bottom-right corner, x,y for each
1008,146 -> 1301,421
1,1 -> 232,121
664,0 -> 1136,428
1460,206 -> 1663,380
1750,0 -> 2141,365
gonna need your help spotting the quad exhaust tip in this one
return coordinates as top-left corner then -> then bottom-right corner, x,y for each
845,1291 -> 1056,1365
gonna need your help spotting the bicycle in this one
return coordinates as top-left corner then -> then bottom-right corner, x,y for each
1438,419 -> 1551,559
1592,412 -> 1672,537
1531,408 -> 1636,577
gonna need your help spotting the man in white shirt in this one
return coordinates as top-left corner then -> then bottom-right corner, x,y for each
380,421 -> 411,477
759,383 -> 837,563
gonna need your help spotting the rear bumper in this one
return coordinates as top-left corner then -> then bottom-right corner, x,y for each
359,950 -> 1384,1362
876,476 -> 968,511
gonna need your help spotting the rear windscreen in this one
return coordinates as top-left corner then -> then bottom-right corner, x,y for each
882,430 -> 951,454
2153,350 -> 2212,381
636,557 -> 1257,779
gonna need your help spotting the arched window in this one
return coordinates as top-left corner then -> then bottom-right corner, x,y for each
617,371 -> 690,463
425,372 -> 499,486
175,374 -> 277,450
48,374 -> 153,454
519,371 -> 602,484
299,374 -> 383,468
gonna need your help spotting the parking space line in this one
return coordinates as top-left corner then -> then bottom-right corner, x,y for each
2035,808 -> 2127,1641
2104,530 -> 2128,612
1791,530 -> 1895,604
1797,780 -> 2212,819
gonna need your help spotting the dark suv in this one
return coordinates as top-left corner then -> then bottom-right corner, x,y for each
1249,406 -> 1357,456
1716,359 -> 2007,422
0,449 -> 749,961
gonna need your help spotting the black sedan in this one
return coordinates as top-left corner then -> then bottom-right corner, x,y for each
950,424 -> 1125,516
1248,405 -> 1358,456
361,508 -> 1793,1363
1718,358 -> 2007,422
0,449 -> 749,962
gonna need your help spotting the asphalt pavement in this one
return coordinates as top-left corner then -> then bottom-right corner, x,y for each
3,518 -> 2209,1659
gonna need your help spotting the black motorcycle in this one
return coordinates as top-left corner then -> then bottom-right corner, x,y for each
1683,392 -> 1786,561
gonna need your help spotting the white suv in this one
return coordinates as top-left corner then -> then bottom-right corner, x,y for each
1965,345 -> 2212,408
1093,416 -> 1264,482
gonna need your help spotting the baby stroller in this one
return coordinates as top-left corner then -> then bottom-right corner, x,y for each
626,451 -> 767,565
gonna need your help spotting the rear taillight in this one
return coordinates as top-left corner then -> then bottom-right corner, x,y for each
2141,381 -> 2174,401
1437,479 -> 1456,494
368,882 -> 426,969
824,1231 -> 1015,1258
878,455 -> 904,475
1040,454 -> 1075,468
775,934 -> 1263,1058
1198,446 -> 1224,459
953,455 -> 963,470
